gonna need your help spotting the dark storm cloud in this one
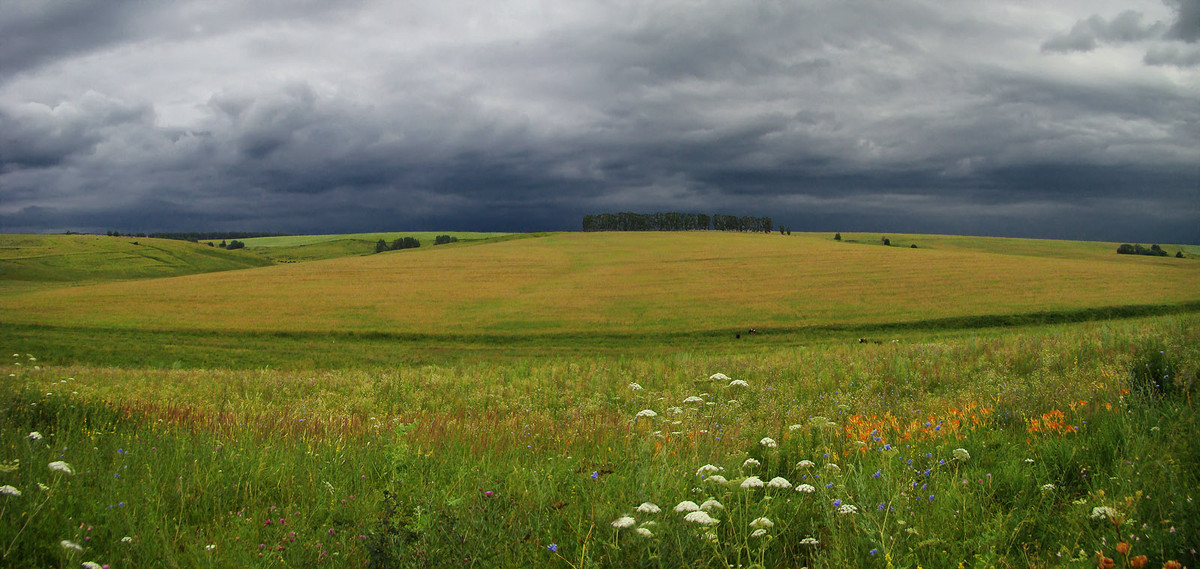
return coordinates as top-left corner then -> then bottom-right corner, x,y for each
1,1 -> 1197,243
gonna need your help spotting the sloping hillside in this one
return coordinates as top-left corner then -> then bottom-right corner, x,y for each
1,231 -> 1196,335
0,234 -> 272,293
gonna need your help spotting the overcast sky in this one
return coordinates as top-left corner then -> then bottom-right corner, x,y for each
1,1 -> 1197,243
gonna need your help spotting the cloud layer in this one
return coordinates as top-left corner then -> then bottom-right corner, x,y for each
2,0 -> 1197,243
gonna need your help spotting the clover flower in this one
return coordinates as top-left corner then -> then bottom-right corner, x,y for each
705,475 -> 728,485
683,511 -> 720,526
683,396 -> 704,404
635,409 -> 658,419
696,464 -> 722,476
0,485 -> 20,497
727,379 -> 749,388
749,517 -> 774,529
674,500 -> 700,513
628,383 -> 643,391
700,499 -> 724,511
27,431 -> 43,441
953,448 -> 971,461
740,476 -> 764,489
742,458 -> 760,469
60,540 -> 83,551
48,461 -> 74,475
837,504 -> 859,515
636,502 -> 661,514
759,437 -> 777,448
767,477 -> 792,489
797,460 -> 815,469
611,516 -> 636,529
796,484 -> 816,493
636,527 -> 654,538
800,537 -> 820,545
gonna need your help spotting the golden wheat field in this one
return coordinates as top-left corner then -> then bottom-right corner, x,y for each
1,232 -> 1196,335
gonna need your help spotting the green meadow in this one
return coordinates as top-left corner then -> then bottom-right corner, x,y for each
0,231 -> 1198,568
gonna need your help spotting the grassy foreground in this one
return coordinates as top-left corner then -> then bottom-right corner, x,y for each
1,315 -> 1197,568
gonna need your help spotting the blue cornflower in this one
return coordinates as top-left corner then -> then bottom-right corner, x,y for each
591,471 -> 599,479
872,469 -> 881,479
928,494 -> 935,501
826,482 -> 833,489
548,544 -> 558,553
877,502 -> 885,510
833,499 -> 842,508
883,444 -> 891,450
939,459 -> 945,465
870,549 -> 878,556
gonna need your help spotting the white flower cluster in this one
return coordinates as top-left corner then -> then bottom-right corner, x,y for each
696,464 -> 722,476
628,382 -> 644,391
767,477 -> 792,489
740,476 -> 764,489
742,458 -> 760,469
636,502 -> 661,514
953,448 -> 971,461
635,409 -> 658,419
611,516 -> 636,529
1090,506 -> 1119,521
683,510 -> 720,526
48,461 -> 73,475
759,437 -> 777,448
727,379 -> 749,388
0,485 -> 20,497
683,396 -> 705,404
796,484 -> 816,493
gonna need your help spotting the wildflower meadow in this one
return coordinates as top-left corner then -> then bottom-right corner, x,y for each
1,314 -> 1197,567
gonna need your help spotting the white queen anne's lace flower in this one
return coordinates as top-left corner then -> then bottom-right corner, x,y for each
1090,506 -> 1119,521
700,499 -> 724,511
611,516 -> 636,529
705,475 -> 728,485
759,437 -> 777,448
635,409 -> 658,419
696,464 -> 722,476
796,484 -> 816,493
767,476 -> 792,489
628,382 -> 644,391
824,463 -> 840,472
683,510 -> 720,526
82,562 -> 102,569
636,502 -> 661,514
740,476 -> 764,489
742,458 -> 760,469
750,528 -> 767,538
0,485 -> 20,496
728,379 -> 749,388
1041,484 -> 1055,492
27,431 -> 43,441
787,424 -> 804,431
60,540 -> 83,551
953,448 -> 971,461
674,500 -> 700,513
636,527 -> 654,538
683,396 -> 704,404
837,504 -> 859,515
749,517 -> 774,529
709,373 -> 730,381
48,461 -> 73,475
800,537 -> 819,545
797,460 -> 815,469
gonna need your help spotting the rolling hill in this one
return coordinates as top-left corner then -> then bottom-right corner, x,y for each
0,234 -> 272,294
1,231 -> 1196,336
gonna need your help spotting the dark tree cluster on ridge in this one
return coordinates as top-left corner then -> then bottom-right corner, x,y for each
582,212 -> 773,233
1117,243 -> 1184,258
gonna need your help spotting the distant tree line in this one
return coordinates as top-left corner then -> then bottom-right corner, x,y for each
142,232 -> 293,242
582,212 -> 774,233
1117,243 -> 1183,258
374,234 -> 459,253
